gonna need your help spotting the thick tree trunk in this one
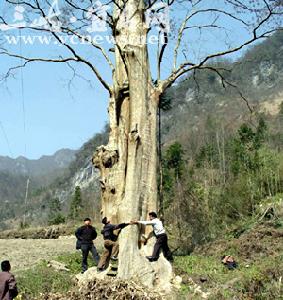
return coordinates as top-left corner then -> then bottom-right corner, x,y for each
93,0 -> 173,290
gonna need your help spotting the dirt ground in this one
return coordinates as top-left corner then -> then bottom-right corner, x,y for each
0,236 -> 77,273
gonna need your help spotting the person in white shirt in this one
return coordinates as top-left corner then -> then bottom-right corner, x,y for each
131,212 -> 173,262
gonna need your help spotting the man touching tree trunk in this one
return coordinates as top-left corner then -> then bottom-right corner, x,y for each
97,217 -> 129,271
131,212 -> 173,262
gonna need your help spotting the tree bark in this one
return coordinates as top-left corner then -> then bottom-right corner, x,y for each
93,0 -> 172,290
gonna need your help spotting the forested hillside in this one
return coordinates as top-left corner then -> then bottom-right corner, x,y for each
160,30 -> 283,252
0,149 -> 77,229
0,125 -> 109,229
161,30 -> 283,147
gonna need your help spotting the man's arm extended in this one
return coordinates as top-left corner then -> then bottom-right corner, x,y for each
137,220 -> 156,226
114,223 -> 129,230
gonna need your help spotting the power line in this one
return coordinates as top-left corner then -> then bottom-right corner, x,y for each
0,121 -> 13,157
20,62 -> 27,156
18,28 -> 27,157
17,0 -> 30,226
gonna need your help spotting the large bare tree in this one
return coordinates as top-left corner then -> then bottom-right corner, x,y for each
0,0 -> 282,289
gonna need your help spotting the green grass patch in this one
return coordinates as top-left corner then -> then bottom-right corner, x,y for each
16,251 -> 98,299
17,261 -> 72,298
174,253 -> 283,299
55,251 -> 98,273
55,251 -> 83,274
174,255 -> 236,285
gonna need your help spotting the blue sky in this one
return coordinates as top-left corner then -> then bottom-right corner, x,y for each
0,0 -> 258,159
0,57 -> 109,159
0,1 -> 111,159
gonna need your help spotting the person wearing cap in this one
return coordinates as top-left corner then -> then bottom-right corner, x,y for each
0,260 -> 18,300
75,217 -> 100,273
97,217 -> 129,271
131,211 -> 173,262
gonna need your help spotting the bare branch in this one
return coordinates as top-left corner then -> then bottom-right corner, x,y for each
0,51 -> 78,63
65,61 -> 95,101
60,26 -> 114,71
199,65 -> 253,112
5,0 -> 38,10
184,24 -> 225,31
163,2 -> 282,93
173,13 -> 190,71
224,0 -> 249,10
65,0 -> 113,27
252,1 -> 273,39
185,8 -> 250,27
172,7 -> 249,72
0,51 -> 77,83
146,0 -> 161,10
33,0 -> 112,93
0,15 -> 114,73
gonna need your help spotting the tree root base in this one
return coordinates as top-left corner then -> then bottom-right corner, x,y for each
40,276 -> 165,299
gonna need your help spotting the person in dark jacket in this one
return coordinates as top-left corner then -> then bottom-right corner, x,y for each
0,260 -> 18,300
75,217 -> 100,273
97,217 -> 129,271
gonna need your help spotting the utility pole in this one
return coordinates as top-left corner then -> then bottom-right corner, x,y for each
23,178 -> 30,227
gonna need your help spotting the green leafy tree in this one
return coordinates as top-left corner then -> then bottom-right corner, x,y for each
164,142 -> 185,179
48,197 -> 65,225
69,186 -> 83,220
195,143 -> 219,168
159,91 -> 172,111
230,118 -> 267,175
161,143 -> 185,210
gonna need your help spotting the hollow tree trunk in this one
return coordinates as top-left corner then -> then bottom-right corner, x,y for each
93,0 -> 172,290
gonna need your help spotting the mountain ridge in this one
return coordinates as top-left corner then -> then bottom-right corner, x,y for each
0,148 -> 77,178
